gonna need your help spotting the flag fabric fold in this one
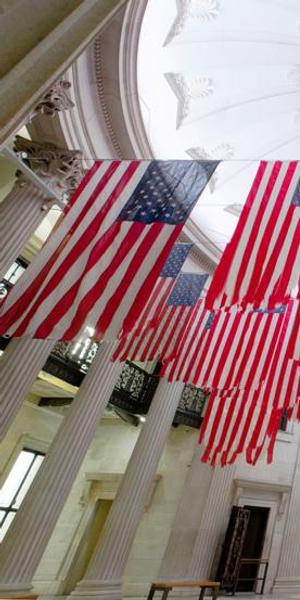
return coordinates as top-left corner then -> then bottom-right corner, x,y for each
205,161 -> 300,311
0,159 -> 218,341
113,272 -> 209,364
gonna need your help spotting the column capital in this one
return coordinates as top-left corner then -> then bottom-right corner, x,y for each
31,80 -> 75,119
14,135 -> 85,198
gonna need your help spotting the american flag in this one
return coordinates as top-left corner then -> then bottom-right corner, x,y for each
113,272 -> 209,363
187,304 -> 287,391
205,161 -> 300,310
162,304 -> 212,382
114,242 -> 192,359
0,160 -> 218,341
199,301 -> 299,465
163,304 -> 286,391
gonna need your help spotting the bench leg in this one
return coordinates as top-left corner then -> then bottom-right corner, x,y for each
212,587 -> 219,600
199,586 -> 206,600
147,585 -> 156,600
162,589 -> 170,600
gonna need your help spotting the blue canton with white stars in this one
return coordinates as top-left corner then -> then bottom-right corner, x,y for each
291,178 -> 300,206
117,160 -> 219,225
205,312 -> 215,329
160,243 -> 192,278
167,273 -> 209,306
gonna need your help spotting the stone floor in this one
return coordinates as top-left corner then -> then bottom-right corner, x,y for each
219,596 -> 299,600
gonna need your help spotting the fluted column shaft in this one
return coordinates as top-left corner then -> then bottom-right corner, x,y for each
273,442 -> 300,593
159,446 -> 214,580
188,465 -> 235,579
0,182 -> 51,278
0,341 -> 121,594
0,337 -> 55,440
71,380 -> 184,600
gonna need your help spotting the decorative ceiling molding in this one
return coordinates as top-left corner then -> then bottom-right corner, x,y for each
119,1 -> 222,264
186,144 -> 234,191
94,35 -> 123,158
165,72 -> 214,129
164,0 -> 220,47
119,0 -> 153,158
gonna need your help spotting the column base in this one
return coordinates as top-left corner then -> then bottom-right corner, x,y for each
70,579 -> 122,600
273,576 -> 300,594
0,582 -> 33,596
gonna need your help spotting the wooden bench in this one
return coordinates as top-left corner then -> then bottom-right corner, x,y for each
147,580 -> 220,600
0,596 -> 38,600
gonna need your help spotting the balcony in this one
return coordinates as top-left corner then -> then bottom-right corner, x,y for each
44,340 -> 206,427
0,264 -> 207,428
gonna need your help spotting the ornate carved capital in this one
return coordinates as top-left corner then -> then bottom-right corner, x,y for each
31,80 -> 75,120
14,135 -> 85,198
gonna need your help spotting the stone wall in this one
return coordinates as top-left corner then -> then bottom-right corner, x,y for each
0,399 -> 197,597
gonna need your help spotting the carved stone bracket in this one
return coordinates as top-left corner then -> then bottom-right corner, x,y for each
186,144 -> 234,192
14,135 -> 85,198
30,80 -> 75,120
164,0 -> 220,47
165,72 -> 214,128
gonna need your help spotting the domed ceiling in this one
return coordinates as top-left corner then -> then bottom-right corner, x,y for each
136,0 -> 300,257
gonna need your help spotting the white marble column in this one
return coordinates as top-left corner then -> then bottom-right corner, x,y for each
0,182 -> 51,278
273,442 -> 300,594
188,465 -> 235,579
70,380 -> 185,600
0,135 -> 85,278
0,341 -> 121,595
159,445 -> 214,580
0,337 -> 55,441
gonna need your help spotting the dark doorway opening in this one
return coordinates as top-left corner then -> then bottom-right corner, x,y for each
237,506 -> 269,592
216,505 -> 270,594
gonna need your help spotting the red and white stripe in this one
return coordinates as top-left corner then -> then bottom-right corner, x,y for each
0,161 -> 183,341
113,275 -> 175,360
162,301 -> 211,382
205,161 -> 300,310
164,305 -> 285,393
113,293 -> 200,364
199,301 -> 300,466
191,307 -> 286,390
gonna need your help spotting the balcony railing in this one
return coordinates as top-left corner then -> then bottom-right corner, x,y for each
0,265 -> 206,428
174,384 -> 207,428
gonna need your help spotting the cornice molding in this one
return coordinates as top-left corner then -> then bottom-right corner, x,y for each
94,36 -> 123,158
119,0 -> 154,158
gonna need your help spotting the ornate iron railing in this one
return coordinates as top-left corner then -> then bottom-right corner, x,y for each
174,384 -> 207,428
111,361 -> 160,414
45,339 -> 99,387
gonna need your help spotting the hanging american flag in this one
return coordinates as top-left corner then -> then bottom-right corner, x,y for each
0,160 -> 218,341
188,304 -> 287,391
113,272 -> 209,363
115,242 -> 192,359
199,301 -> 299,466
162,304 -> 212,382
205,161 -> 300,310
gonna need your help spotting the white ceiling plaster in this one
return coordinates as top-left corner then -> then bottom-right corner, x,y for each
137,0 -> 300,250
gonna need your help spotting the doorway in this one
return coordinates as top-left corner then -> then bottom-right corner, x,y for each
238,506 -> 269,592
216,505 -> 269,593
62,499 -> 112,594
